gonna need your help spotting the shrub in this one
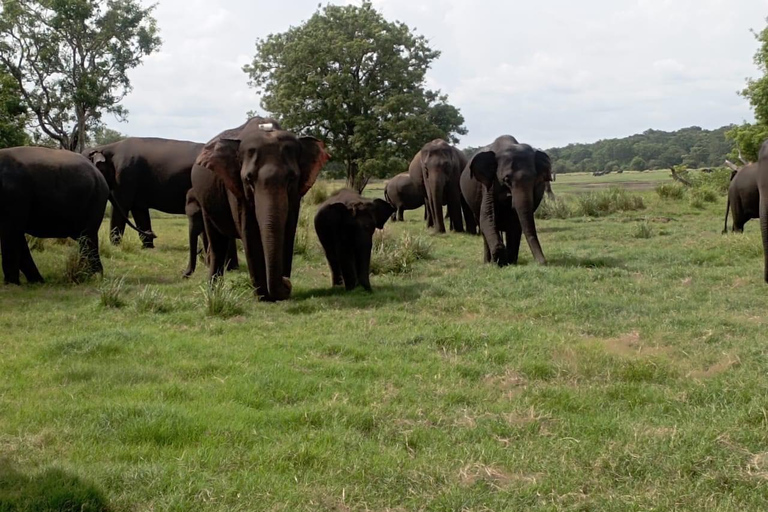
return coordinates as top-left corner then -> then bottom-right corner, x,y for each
655,183 -> 686,200
99,277 -> 125,308
371,231 -> 433,275
200,278 -> 245,318
135,285 -> 172,314
574,187 -> 645,217
535,197 -> 573,219
688,167 -> 731,195
690,187 -> 718,204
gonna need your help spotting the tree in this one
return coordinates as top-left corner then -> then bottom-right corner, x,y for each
91,125 -> 126,146
728,19 -> 768,161
0,0 -> 161,152
629,156 -> 646,171
0,65 -> 27,148
244,1 -> 466,189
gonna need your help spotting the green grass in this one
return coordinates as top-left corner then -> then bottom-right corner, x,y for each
1,174 -> 768,511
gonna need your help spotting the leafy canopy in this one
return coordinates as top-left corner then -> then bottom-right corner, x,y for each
0,0 -> 161,152
0,64 -> 27,148
244,1 -> 466,187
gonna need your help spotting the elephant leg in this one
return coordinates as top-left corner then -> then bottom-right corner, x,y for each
132,208 -> 155,248
390,211 -> 397,222
506,218 -> 523,265
110,206 -> 127,245
339,244 -> 358,291
78,231 -> 103,276
16,233 -> 43,283
461,195 -> 478,235
482,236 -> 492,264
398,208 -> 404,222
225,239 -> 239,271
316,223 -> 343,286
183,218 -> 200,278
203,217 -> 230,281
446,188 -> 464,233
355,241 -> 373,292
1,230 -> 21,285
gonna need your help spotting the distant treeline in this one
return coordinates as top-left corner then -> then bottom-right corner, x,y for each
544,126 -> 736,174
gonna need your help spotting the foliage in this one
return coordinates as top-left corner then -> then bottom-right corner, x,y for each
0,0 -> 161,152
549,126 -> 735,174
244,1 -> 466,187
90,125 -> 126,146
574,187 -> 645,217
370,230 -> 432,275
98,276 -> 125,308
0,65 -> 27,148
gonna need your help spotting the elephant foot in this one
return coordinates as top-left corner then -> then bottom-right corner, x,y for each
226,262 -> 239,272
182,269 -> 193,279
142,243 -> 155,249
4,278 -> 21,286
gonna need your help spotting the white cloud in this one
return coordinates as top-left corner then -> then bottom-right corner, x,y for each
107,0 -> 768,148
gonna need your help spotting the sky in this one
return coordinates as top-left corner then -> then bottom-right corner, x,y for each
110,0 -> 768,149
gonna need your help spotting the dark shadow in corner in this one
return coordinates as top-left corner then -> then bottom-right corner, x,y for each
286,282 -> 426,315
0,459 -> 111,512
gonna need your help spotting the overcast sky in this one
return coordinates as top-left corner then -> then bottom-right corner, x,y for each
110,0 -> 768,149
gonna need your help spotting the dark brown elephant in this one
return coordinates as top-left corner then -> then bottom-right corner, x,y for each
461,135 -> 551,266
314,189 -> 395,291
384,172 -> 424,222
182,189 -> 238,278
408,139 -> 468,233
724,162 -> 758,234
756,139 -> 768,281
190,117 -> 328,301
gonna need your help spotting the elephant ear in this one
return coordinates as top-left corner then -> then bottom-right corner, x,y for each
535,150 -> 552,183
298,137 -> 330,197
88,150 -> 106,166
372,198 -> 395,229
197,138 -> 243,199
469,151 -> 497,188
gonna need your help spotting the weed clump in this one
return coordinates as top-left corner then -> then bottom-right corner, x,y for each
371,231 -> 433,275
135,285 -> 173,314
99,277 -> 125,308
200,278 -> 245,318
632,221 -> 654,239
655,183 -> 686,200
65,243 -> 95,284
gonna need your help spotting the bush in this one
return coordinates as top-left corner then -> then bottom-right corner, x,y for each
135,285 -> 172,314
99,277 -> 125,308
690,187 -> 718,204
535,197 -> 573,220
688,167 -> 731,195
574,187 -> 645,217
655,183 -> 686,200
370,231 -> 433,275
200,278 -> 245,318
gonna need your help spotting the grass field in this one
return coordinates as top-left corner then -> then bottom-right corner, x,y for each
2,170 -> 768,511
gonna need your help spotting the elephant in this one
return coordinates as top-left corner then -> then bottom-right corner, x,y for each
723,162 -> 758,234
460,135 -> 552,266
384,172 -> 424,222
85,137 -> 204,248
182,189 -> 239,278
408,139 -> 469,233
191,117 -> 329,301
314,189 -> 395,291
0,146 -> 109,284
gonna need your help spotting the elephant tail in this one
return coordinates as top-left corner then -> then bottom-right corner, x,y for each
384,184 -> 393,207
723,194 -> 731,234
108,191 -> 157,241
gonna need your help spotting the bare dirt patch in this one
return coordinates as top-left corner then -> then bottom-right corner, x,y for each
598,331 -> 669,358
687,354 -> 740,379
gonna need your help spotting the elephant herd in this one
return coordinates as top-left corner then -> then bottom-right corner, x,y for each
0,117 -> 557,299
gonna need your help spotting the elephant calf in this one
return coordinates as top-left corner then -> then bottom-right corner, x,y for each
183,189 -> 238,278
724,162 -> 758,234
314,189 -> 395,291
384,172 -> 424,222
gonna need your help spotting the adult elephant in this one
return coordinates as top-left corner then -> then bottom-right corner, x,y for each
85,137 -> 203,248
191,117 -> 328,301
461,135 -> 552,266
724,162 -> 758,234
384,172 -> 424,222
408,139 -> 467,233
0,147 -> 109,284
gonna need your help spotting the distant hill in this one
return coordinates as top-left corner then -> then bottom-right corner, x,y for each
545,126 -> 736,174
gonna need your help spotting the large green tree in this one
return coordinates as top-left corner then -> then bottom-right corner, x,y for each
0,0 -> 160,152
244,1 -> 466,189
0,65 -> 27,147
728,19 -> 768,162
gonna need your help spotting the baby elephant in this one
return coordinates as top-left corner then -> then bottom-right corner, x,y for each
314,189 -> 395,291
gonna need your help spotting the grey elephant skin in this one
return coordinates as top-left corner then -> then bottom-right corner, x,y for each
86,137 -> 203,248
183,189 -> 239,278
461,135 -> 552,266
408,139 -> 469,233
314,189 -> 395,291
384,172 -> 424,222
724,163 -> 758,234
0,146 -> 109,284
191,117 -> 328,301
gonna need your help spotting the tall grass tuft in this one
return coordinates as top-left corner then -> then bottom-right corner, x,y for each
293,209 -> 316,257
99,277 -> 125,308
371,231 -> 433,275
655,183 -> 686,200
135,285 -> 173,314
200,278 -> 245,318
632,221 -> 654,239
535,197 -> 573,219
575,187 -> 645,217
65,242 -> 94,284
305,181 -> 337,206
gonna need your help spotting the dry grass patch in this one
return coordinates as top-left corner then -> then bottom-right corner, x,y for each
459,463 -> 541,489
597,331 -> 670,358
687,353 -> 740,379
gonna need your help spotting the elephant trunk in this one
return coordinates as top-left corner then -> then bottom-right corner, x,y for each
256,192 -> 291,301
512,186 -> 546,265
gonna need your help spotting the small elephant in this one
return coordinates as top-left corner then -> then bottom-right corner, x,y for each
384,172 -> 424,222
723,162 -> 758,234
0,147 -> 109,284
461,136 -> 552,266
183,189 -> 239,278
314,189 -> 395,291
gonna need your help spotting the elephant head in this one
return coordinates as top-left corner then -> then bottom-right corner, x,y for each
470,138 -> 551,264
197,119 -> 328,301
416,139 -> 465,233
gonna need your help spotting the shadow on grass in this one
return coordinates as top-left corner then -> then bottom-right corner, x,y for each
286,282 -> 426,314
0,459 -> 111,512
547,254 -> 625,269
